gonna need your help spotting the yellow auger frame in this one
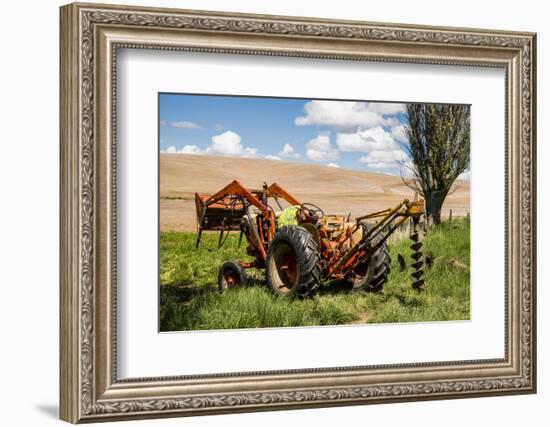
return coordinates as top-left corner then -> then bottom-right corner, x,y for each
326,199 -> 426,290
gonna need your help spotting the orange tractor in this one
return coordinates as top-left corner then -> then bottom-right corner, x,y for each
195,180 -> 425,297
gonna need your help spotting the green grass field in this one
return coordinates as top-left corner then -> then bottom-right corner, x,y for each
160,218 -> 470,331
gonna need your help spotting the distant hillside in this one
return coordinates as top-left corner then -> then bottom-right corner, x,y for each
160,154 -> 470,231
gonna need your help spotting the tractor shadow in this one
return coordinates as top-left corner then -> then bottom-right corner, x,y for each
160,277 -> 366,304
160,284 -> 224,305
244,276 -> 357,297
319,279 -> 354,295
160,275 -> 270,305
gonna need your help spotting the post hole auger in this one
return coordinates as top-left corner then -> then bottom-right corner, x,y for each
195,180 -> 426,297
410,217 -> 425,291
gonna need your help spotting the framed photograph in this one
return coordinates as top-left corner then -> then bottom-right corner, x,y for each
60,2 -> 536,423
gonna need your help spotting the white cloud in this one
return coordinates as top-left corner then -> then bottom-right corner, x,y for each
295,101 -> 402,128
358,150 -> 408,169
179,145 -> 203,154
279,143 -> 300,158
160,120 -> 166,126
244,148 -> 259,156
336,126 -> 399,152
336,126 -> 411,173
294,100 -> 409,173
209,131 -> 243,155
307,134 -> 331,151
206,130 -> 258,157
171,120 -> 200,129
327,163 -> 340,168
390,124 -> 408,144
265,155 -> 282,160
161,130 -> 259,158
162,144 -> 203,155
306,134 -> 339,161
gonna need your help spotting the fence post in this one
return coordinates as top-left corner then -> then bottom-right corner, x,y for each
449,209 -> 453,228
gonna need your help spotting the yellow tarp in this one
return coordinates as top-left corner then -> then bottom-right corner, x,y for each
277,205 -> 300,228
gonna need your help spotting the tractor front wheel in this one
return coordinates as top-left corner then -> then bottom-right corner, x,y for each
266,226 -> 321,298
351,224 -> 391,292
218,261 -> 247,292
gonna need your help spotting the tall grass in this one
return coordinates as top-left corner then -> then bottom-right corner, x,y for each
160,218 -> 470,331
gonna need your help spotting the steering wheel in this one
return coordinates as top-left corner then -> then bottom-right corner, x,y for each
300,202 -> 325,220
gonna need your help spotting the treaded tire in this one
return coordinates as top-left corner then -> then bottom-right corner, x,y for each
266,225 -> 321,298
218,261 -> 247,292
352,223 -> 391,292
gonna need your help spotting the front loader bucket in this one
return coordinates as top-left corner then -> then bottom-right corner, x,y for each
195,193 -> 246,232
195,193 -> 247,248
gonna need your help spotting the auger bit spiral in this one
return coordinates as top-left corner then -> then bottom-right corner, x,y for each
410,217 -> 425,292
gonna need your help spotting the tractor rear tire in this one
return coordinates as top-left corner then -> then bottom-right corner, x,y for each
352,223 -> 391,292
266,225 -> 321,298
218,261 -> 247,292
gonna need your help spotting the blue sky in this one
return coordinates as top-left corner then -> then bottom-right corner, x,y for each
159,93 -> 414,175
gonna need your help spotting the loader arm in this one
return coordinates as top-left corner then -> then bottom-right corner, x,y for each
201,180 -> 269,213
265,183 -> 301,206
195,180 -> 276,261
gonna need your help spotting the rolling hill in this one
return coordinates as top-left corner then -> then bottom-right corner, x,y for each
160,154 -> 470,231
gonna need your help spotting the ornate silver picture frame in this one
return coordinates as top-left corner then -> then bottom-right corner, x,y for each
60,2 -> 536,423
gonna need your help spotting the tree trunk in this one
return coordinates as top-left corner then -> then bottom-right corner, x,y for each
424,191 -> 446,225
